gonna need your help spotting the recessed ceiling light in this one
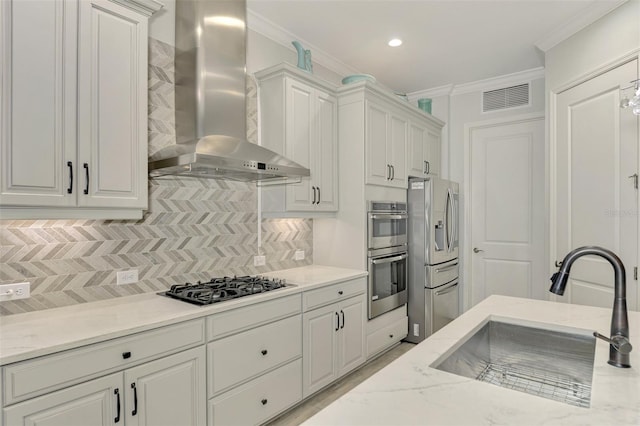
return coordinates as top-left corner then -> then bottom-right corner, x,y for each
388,38 -> 402,47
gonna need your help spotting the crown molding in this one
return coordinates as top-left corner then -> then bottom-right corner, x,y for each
247,9 -> 359,78
450,67 -> 545,96
408,84 -> 454,101
535,0 -> 628,52
110,0 -> 164,16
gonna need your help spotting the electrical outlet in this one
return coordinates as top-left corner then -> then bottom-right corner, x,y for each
254,255 -> 266,267
117,270 -> 138,285
0,282 -> 30,300
294,250 -> 305,260
413,323 -> 419,337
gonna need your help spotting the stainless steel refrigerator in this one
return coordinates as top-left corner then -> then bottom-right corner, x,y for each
406,176 -> 460,343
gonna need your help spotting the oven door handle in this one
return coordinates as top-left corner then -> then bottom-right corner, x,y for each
368,213 -> 408,220
371,253 -> 408,265
435,281 -> 459,296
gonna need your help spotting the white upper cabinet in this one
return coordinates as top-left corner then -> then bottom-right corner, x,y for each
337,82 -> 443,190
256,63 -> 338,217
365,100 -> 408,188
408,117 -> 441,178
0,0 -> 160,219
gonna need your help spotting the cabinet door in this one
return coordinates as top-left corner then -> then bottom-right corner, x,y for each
314,90 -> 338,211
426,126 -> 441,177
387,113 -> 407,187
285,78 -> 315,211
365,101 -> 391,186
302,303 -> 338,398
4,373 -> 121,426
0,0 -> 77,207
337,295 -> 366,377
124,347 -> 206,426
408,122 -> 428,177
77,0 -> 147,209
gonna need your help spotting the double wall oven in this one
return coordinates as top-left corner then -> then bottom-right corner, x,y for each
367,201 -> 408,319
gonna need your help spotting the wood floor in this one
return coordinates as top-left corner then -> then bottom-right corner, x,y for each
266,342 -> 415,426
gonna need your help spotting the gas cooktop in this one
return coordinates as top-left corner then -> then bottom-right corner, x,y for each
160,275 -> 288,306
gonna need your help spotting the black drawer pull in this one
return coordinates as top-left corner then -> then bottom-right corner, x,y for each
131,382 -> 138,416
261,398 -> 268,405
261,349 -> 268,356
122,351 -> 131,359
67,161 -> 73,194
114,388 -> 121,423
83,163 -> 89,195
389,334 -> 394,339
338,290 -> 343,295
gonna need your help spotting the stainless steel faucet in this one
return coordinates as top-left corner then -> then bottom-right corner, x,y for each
550,246 -> 632,368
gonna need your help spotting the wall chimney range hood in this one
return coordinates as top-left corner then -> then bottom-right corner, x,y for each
148,0 -> 310,182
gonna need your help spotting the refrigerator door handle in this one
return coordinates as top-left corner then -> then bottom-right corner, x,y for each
371,253 -> 408,265
445,189 -> 453,252
435,281 -> 459,296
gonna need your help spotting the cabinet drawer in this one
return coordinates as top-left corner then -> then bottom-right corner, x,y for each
209,359 -> 302,426
3,319 -> 205,405
303,278 -> 366,312
207,294 -> 301,340
208,315 -> 301,395
366,316 -> 408,358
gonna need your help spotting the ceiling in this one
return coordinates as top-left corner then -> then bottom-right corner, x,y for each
247,0 -> 626,94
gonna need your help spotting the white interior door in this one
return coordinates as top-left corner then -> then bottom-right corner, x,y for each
470,117 -> 545,305
554,59 -> 638,311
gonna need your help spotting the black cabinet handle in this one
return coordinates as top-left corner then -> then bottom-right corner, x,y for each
335,312 -> 339,331
114,388 -> 121,423
312,186 -> 316,204
122,351 -> 131,359
387,164 -> 391,180
391,165 -> 395,180
261,398 -> 268,405
131,383 -> 138,416
316,186 -> 320,204
426,161 -> 430,174
338,290 -> 343,295
261,349 -> 268,356
340,310 -> 345,329
67,161 -> 73,194
83,163 -> 89,194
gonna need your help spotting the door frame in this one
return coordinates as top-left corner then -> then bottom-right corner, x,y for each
548,51 -> 639,306
463,112 -> 545,311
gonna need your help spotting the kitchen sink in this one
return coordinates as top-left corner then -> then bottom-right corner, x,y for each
431,318 -> 596,408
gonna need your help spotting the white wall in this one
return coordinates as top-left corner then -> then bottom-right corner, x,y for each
148,2 -> 343,84
546,0 -> 640,91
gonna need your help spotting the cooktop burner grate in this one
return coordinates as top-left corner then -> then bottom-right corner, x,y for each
160,275 -> 288,305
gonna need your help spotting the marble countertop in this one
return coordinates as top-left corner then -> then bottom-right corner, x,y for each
0,265 -> 367,366
304,295 -> 640,426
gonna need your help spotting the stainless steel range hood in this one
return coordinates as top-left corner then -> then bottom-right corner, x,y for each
148,0 -> 310,182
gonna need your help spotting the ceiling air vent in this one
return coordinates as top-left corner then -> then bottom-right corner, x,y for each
482,83 -> 529,112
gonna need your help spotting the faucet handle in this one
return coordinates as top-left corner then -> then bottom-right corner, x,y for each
594,332 -> 633,354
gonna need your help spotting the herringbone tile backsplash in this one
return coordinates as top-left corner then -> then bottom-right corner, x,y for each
0,39 -> 312,315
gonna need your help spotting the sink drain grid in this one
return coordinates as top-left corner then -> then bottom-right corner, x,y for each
476,362 -> 591,408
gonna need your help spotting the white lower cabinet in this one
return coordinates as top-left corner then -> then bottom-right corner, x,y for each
3,347 -> 206,426
206,295 -> 303,426
302,291 -> 366,398
366,305 -> 408,358
124,348 -> 206,426
2,320 -> 206,426
4,373 -> 121,426
209,359 -> 302,426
